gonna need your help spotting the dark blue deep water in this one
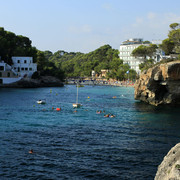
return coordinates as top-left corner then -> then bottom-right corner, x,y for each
0,85 -> 180,180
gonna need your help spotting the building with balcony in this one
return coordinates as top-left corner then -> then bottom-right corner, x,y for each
119,38 -> 165,74
119,38 -> 146,74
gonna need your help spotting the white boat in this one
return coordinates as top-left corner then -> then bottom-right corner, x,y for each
72,103 -> 81,108
37,100 -> 46,104
73,83 -> 82,108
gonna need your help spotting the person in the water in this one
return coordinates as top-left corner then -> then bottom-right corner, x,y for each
29,149 -> 34,154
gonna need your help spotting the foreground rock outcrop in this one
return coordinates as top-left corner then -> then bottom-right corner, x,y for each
134,60 -> 180,106
155,143 -> 180,180
0,76 -> 64,88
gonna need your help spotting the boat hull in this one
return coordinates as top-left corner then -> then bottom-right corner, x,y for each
37,100 -> 46,104
73,103 -> 81,108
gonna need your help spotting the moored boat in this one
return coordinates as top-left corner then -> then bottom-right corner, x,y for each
37,100 -> 46,104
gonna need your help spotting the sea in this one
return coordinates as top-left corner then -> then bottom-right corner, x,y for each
0,85 -> 180,180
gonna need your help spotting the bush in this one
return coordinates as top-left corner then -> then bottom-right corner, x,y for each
31,71 -> 40,79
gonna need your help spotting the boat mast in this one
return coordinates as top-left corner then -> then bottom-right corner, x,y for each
76,83 -> 78,104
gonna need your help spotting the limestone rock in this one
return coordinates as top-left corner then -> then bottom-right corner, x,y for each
155,143 -> 180,180
134,60 -> 180,106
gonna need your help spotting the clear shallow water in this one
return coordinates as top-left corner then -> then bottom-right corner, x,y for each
0,85 -> 180,180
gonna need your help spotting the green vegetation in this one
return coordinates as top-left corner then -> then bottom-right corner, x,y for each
0,27 -> 37,65
0,27 -> 64,81
131,44 -> 158,72
132,23 -> 180,72
131,44 -> 158,59
0,27 -> 136,81
160,23 -> 180,55
175,164 -> 180,170
44,45 -> 136,81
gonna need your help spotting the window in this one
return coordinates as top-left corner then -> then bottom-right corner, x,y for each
25,68 -> 28,71
14,67 -> 16,70
0,72 -> 2,77
18,60 -> 20,63
24,60 -> 27,63
7,72 -> 10,77
29,68 -> 32,71
21,67 -> 24,71
0,66 -> 4,71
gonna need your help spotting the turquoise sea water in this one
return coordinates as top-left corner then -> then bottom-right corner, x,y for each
0,85 -> 180,180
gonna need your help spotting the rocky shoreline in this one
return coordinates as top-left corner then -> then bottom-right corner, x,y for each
0,76 -> 64,88
134,60 -> 180,106
155,143 -> 180,180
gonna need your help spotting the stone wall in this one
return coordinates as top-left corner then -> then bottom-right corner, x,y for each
134,60 -> 180,106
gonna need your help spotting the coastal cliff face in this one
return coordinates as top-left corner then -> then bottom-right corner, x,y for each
155,143 -> 180,180
134,60 -> 180,106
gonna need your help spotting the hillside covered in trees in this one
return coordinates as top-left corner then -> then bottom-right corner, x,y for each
0,27 -> 65,81
44,45 -> 136,81
0,27 -> 137,81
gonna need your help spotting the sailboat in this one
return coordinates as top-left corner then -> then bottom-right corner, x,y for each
73,83 -> 82,108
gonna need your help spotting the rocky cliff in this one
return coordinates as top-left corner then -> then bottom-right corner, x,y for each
155,143 -> 180,180
134,60 -> 180,106
0,76 -> 64,88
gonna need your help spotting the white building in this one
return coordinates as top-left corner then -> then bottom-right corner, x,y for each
119,38 -> 165,74
0,56 -> 37,84
119,38 -> 146,74
0,60 -> 21,84
11,57 -> 37,78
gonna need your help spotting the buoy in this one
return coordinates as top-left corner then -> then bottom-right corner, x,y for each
56,108 -> 61,111
88,96 -> 90,98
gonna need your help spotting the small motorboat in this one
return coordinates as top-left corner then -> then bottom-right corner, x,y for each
37,100 -> 46,104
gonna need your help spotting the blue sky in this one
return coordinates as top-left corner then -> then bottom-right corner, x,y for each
0,0 -> 180,53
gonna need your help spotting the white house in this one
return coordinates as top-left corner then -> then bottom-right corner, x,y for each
0,60 -> 21,84
0,56 -> 37,84
11,57 -> 37,78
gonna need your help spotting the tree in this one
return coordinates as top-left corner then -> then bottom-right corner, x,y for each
36,51 -> 47,71
0,27 -> 37,64
160,38 -> 175,55
169,23 -> 180,30
131,44 -> 157,60
139,58 -> 154,71
131,45 -> 147,59
168,23 -> 180,54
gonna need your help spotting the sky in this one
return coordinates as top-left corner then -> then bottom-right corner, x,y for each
0,0 -> 180,53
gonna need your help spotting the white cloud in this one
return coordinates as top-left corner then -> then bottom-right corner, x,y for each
68,24 -> 92,34
132,17 -> 144,27
162,13 -> 180,24
128,12 -> 180,41
147,12 -> 156,20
